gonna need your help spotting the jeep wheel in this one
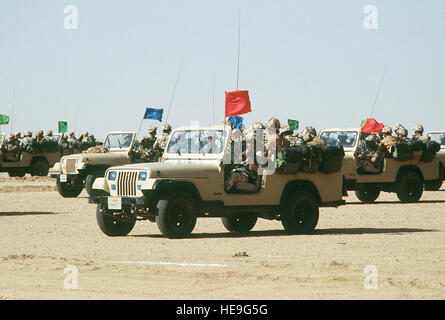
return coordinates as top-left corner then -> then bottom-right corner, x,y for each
221,213 -> 258,233
281,191 -> 319,234
156,192 -> 197,239
8,169 -> 26,177
96,206 -> 136,237
396,171 -> 423,203
56,181 -> 83,198
85,173 -> 107,196
355,185 -> 380,203
31,160 -> 49,176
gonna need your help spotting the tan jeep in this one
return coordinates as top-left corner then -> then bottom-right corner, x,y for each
0,132 -> 61,177
319,128 -> 440,203
89,125 -> 345,239
424,131 -> 445,190
50,131 -> 139,198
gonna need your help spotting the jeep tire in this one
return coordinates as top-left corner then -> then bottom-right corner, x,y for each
281,191 -> 319,234
31,160 -> 49,177
221,213 -> 258,233
56,181 -> 83,198
355,185 -> 380,203
85,172 -> 107,196
396,171 -> 423,203
424,166 -> 444,191
156,192 -> 197,239
96,206 -> 136,237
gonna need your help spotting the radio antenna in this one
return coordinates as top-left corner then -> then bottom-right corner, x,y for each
370,64 -> 389,118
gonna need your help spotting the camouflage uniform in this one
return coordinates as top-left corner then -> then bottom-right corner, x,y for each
302,126 -> 326,148
154,124 -> 172,159
68,132 -> 79,152
355,133 -> 383,173
21,131 -> 34,152
4,134 -> 20,160
380,126 -> 398,154
396,127 -> 410,142
412,124 -> 430,143
59,134 -> 72,156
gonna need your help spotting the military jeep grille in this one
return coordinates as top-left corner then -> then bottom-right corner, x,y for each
116,171 -> 138,196
66,159 -> 77,174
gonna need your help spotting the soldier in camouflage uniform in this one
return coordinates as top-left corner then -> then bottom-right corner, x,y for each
68,132 -> 79,152
279,125 -> 294,146
396,127 -> 410,142
59,134 -> 72,156
301,126 -> 326,148
154,123 -> 172,159
4,134 -> 20,161
131,136 -> 152,161
380,126 -> 398,154
21,131 -> 34,152
412,124 -> 430,143
355,133 -> 383,174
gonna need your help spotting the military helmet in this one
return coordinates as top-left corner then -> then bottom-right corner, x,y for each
83,131 -> 89,137
148,126 -> 157,133
365,133 -> 378,143
393,123 -> 404,132
413,124 -> 424,134
46,130 -> 53,136
302,126 -> 317,137
36,130 -> 44,136
162,123 -> 172,132
397,127 -> 408,137
251,122 -> 265,131
9,133 -> 14,139
381,126 -> 393,135
279,125 -> 293,136
14,132 -> 21,138
266,117 -> 281,130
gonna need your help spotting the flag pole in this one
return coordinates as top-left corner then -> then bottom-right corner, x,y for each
212,73 -> 215,125
74,96 -> 79,132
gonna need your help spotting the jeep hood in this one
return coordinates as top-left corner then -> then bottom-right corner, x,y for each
62,151 -> 129,165
108,161 -> 221,178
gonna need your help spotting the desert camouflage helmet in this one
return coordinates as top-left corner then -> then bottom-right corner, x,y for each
8,133 -> 14,139
397,127 -> 408,137
251,122 -> 265,131
83,131 -> 89,137
365,133 -> 378,142
162,123 -> 172,132
279,125 -> 293,136
302,126 -> 317,137
381,126 -> 393,135
393,123 -> 404,132
46,130 -> 53,136
413,124 -> 424,134
14,132 -> 21,137
266,117 -> 281,130
148,126 -> 157,133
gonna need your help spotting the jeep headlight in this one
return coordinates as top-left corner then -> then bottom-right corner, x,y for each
108,171 -> 117,181
138,171 -> 147,181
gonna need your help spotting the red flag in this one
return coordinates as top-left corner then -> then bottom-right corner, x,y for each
225,90 -> 252,117
361,118 -> 384,133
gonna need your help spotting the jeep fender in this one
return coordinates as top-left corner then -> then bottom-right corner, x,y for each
152,180 -> 202,203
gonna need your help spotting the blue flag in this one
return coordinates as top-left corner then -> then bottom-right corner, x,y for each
228,116 -> 243,129
144,108 -> 163,122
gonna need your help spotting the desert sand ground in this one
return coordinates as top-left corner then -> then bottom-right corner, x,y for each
0,173 -> 444,300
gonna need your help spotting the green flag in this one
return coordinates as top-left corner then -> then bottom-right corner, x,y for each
0,114 -> 9,125
58,121 -> 68,133
288,119 -> 299,131
360,119 -> 367,128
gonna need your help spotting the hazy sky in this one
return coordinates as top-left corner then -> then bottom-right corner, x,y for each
0,0 -> 444,139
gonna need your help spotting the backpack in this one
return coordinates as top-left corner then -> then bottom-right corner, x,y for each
319,145 -> 345,173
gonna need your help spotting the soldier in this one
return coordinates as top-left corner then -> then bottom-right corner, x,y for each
301,126 -> 326,148
225,131 -> 263,192
396,127 -> 410,142
355,133 -> 383,173
133,136 -> 154,161
279,125 -> 294,146
4,134 -> 20,161
68,132 -> 79,152
21,131 -> 33,152
393,123 -> 404,133
154,123 -> 172,158
265,117 -> 289,155
412,124 -> 430,143
59,134 -> 72,156
380,126 -> 398,154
